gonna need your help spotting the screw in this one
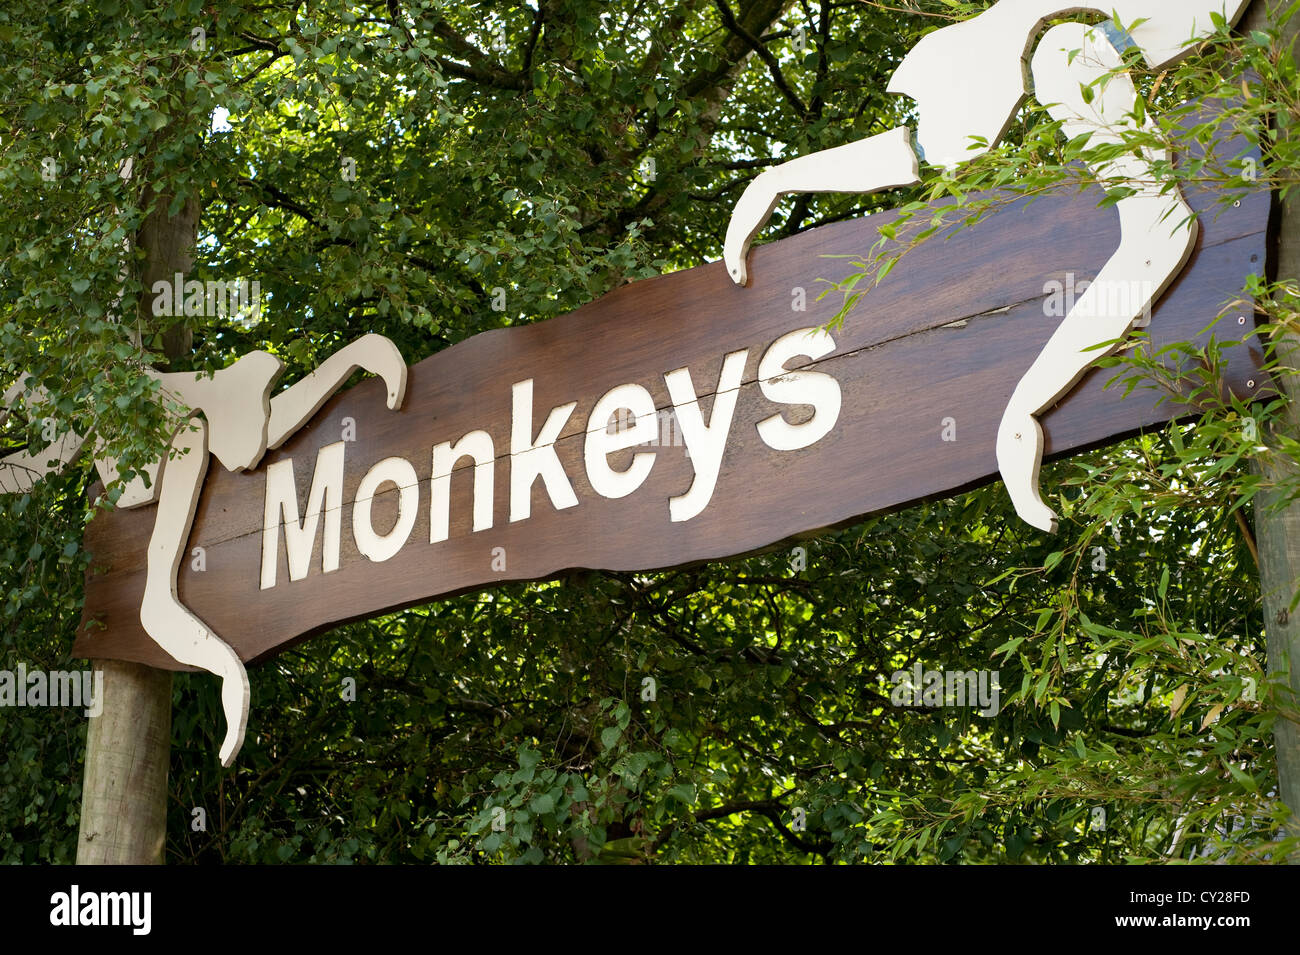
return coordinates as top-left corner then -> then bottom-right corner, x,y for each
1247,379 -> 1256,388
1238,315 -> 1247,325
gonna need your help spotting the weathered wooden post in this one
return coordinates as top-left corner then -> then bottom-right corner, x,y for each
76,661 -> 171,864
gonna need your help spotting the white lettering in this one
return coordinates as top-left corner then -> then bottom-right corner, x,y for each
260,441 -> 345,589
431,430 -> 495,543
510,379 -> 577,522
665,350 -> 748,522
756,328 -> 842,451
353,456 -> 419,563
585,383 -> 658,499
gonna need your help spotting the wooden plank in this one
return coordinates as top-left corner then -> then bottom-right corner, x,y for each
74,113 -> 1269,670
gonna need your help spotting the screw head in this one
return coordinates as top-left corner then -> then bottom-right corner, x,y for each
1238,315 -> 1247,325
1247,379 -> 1257,388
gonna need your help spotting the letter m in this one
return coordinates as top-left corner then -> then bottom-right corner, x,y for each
50,671 -> 80,709
101,892 -> 129,925
261,441 -> 346,589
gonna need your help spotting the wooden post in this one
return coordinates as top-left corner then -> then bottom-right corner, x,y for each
76,660 -> 172,864
1247,0 -> 1300,839
75,182 -> 200,864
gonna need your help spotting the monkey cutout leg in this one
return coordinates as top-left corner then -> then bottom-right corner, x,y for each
997,23 -> 1198,532
139,417 -> 251,766
724,127 -> 921,286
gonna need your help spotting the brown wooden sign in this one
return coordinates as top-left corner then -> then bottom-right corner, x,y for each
75,118 -> 1269,670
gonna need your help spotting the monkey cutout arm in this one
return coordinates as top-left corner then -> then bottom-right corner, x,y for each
723,0 -> 1250,287
266,333 -> 407,450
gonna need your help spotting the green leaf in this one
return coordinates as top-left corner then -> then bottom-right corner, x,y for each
668,783 -> 695,806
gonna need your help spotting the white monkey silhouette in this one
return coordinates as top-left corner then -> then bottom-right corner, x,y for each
1,334 -> 407,765
724,0 -> 1251,532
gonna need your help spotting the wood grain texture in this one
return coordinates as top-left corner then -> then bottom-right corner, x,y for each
75,659 -> 171,864
74,110 -> 1270,670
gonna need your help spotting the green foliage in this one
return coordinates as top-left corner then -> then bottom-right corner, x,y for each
0,471 -> 91,864
1,0 -> 1298,864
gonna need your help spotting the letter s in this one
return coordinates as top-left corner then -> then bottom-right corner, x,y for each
756,328 -> 842,451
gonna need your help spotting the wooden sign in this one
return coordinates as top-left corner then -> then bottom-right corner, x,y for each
74,109 -> 1268,673
0,1 -> 1250,767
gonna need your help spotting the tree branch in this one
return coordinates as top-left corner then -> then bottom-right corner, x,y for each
713,0 -> 807,115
